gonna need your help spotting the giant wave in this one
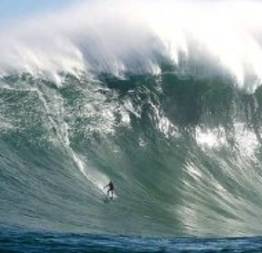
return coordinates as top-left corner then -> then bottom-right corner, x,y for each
1,0 -> 262,237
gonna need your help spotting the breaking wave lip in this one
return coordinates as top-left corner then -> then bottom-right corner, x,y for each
1,0 -> 262,92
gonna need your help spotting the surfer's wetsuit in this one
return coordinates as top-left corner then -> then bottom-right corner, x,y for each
104,181 -> 114,199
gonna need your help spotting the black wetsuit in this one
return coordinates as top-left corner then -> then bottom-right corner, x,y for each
107,182 -> 114,198
108,182 -> 114,191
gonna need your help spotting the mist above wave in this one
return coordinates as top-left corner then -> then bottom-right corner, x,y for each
0,0 -> 262,91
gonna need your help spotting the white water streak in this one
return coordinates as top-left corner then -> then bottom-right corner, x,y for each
35,85 -> 110,193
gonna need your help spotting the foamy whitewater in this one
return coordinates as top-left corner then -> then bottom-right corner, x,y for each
1,0 -> 262,244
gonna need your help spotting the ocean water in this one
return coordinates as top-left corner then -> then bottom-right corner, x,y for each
2,227 -> 262,252
1,0 -> 262,251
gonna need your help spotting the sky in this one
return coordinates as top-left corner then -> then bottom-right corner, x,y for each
0,0 -> 81,23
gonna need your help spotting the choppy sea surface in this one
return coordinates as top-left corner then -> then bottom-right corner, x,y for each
2,227 -> 262,253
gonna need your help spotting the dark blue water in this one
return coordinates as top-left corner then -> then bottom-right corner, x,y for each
1,227 -> 262,253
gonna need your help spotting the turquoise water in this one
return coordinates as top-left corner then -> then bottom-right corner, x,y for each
1,71 -> 262,239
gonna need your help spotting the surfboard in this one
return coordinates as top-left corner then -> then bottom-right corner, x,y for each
102,191 -> 118,202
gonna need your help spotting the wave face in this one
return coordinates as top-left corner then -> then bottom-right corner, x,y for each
1,0 -> 262,237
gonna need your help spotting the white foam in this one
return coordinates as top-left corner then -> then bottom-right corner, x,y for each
1,1 -> 262,91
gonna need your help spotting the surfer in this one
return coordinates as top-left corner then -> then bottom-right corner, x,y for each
104,181 -> 114,199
